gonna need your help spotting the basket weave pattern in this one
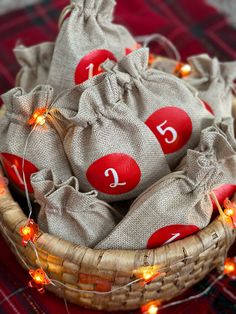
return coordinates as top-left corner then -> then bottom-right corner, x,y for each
0,170 -> 235,311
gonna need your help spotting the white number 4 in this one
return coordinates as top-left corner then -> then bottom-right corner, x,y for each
156,120 -> 177,144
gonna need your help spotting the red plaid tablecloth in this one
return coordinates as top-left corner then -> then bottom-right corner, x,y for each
0,1 -> 236,313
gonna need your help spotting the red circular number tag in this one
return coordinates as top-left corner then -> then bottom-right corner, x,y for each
145,107 -> 192,154
86,153 -> 141,195
200,100 -> 214,115
211,184 -> 236,212
74,49 -> 117,85
0,153 -> 38,193
147,224 -> 200,249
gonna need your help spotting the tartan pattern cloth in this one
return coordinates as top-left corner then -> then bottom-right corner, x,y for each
0,0 -> 235,313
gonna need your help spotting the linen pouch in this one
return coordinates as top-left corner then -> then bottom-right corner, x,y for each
186,54 -> 236,120
31,169 -> 121,247
0,85 -> 72,195
96,119 -> 236,250
15,42 -> 54,92
152,54 -> 236,120
47,0 -> 137,93
56,73 -> 170,202
103,48 -> 215,168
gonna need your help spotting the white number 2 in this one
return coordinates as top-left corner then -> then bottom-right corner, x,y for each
156,120 -> 177,144
104,168 -> 127,188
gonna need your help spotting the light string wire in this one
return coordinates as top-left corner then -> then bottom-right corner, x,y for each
135,33 -> 181,62
1,101 -> 235,310
0,286 -> 29,306
22,124 -> 37,221
0,191 -> 235,313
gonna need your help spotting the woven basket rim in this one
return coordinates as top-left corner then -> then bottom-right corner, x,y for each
0,166 -> 235,266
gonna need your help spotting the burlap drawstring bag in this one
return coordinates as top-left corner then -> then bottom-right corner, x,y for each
96,119 -> 236,250
47,0 -> 137,93
186,54 -> 236,120
31,169 -> 121,247
55,73 -> 171,202
0,85 -> 72,195
15,42 -> 54,92
102,48 -> 215,169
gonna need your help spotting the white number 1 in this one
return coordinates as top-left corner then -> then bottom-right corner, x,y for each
11,164 -> 24,185
156,120 -> 177,144
86,63 -> 94,79
163,233 -> 180,245
104,168 -> 127,188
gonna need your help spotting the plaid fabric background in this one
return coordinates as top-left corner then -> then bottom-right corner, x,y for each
0,0 -> 236,313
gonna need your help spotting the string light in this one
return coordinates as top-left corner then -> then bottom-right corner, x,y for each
28,268 -> 51,293
19,219 -> 39,247
133,265 -> 161,285
141,301 -> 161,314
0,177 -> 8,195
223,198 -> 236,228
224,258 -> 236,279
27,108 -> 48,126
174,62 -> 192,78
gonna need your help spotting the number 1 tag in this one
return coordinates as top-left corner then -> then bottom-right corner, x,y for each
0,153 -> 38,193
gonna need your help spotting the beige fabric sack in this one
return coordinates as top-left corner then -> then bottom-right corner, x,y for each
103,48 -> 215,169
47,0 -> 137,93
31,169 -> 121,247
0,85 -> 72,194
152,54 -> 236,120
96,119 -> 236,250
186,54 -> 236,120
55,73 -> 171,202
15,42 -> 54,92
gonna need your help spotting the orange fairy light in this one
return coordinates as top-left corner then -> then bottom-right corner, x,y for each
141,300 -> 161,314
29,269 -> 51,293
224,258 -> 236,279
133,265 -> 161,285
28,108 -> 48,126
0,177 -> 8,195
223,198 -> 236,228
20,219 -> 39,246
174,62 -> 191,78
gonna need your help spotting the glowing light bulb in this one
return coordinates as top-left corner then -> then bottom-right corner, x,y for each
141,301 -> 161,314
21,226 -> 31,236
20,219 -> 39,246
224,258 -> 236,279
29,269 -> 51,293
28,108 -> 47,126
0,177 -> 8,195
148,305 -> 158,314
224,208 -> 234,217
175,63 -> 191,78
133,265 -> 161,285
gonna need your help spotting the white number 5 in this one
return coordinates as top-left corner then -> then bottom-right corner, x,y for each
156,120 -> 177,144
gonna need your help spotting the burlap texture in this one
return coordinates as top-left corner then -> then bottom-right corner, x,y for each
96,119 -> 236,249
47,0 -> 136,93
15,42 -> 54,92
186,54 -> 236,120
0,85 -> 72,187
102,48 -> 215,168
55,73 -> 171,202
31,169 -> 121,247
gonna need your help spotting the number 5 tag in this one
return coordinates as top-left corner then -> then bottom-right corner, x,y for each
146,107 -> 192,154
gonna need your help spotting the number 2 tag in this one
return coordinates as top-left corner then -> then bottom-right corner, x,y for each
145,107 -> 192,154
86,153 -> 141,195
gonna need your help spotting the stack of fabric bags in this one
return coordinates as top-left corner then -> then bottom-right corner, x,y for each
0,0 -> 236,250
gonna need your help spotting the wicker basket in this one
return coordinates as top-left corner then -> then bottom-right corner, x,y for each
0,167 -> 235,312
